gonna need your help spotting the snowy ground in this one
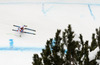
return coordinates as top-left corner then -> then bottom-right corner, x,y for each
0,0 -> 100,65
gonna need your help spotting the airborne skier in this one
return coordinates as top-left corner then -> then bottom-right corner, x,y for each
12,25 -> 36,37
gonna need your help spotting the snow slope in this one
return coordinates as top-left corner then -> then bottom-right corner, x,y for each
0,0 -> 100,65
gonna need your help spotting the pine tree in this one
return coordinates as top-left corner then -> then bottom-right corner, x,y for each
90,33 -> 98,51
96,27 -> 100,49
83,41 -> 89,65
63,25 -> 79,65
95,27 -> 100,60
32,54 -> 43,65
41,30 -> 65,65
32,25 -> 100,65
77,34 -> 84,65
41,40 -> 52,65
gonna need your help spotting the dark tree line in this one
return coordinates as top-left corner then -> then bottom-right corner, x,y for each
32,25 -> 100,65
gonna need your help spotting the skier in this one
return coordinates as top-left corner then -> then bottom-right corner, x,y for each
16,25 -> 27,37
12,25 -> 36,36
17,25 -> 27,33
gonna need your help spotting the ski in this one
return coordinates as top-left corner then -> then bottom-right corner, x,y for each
12,29 -> 17,31
13,25 -> 20,27
23,31 -> 36,35
13,25 -> 36,32
12,29 -> 35,35
24,28 -> 36,32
